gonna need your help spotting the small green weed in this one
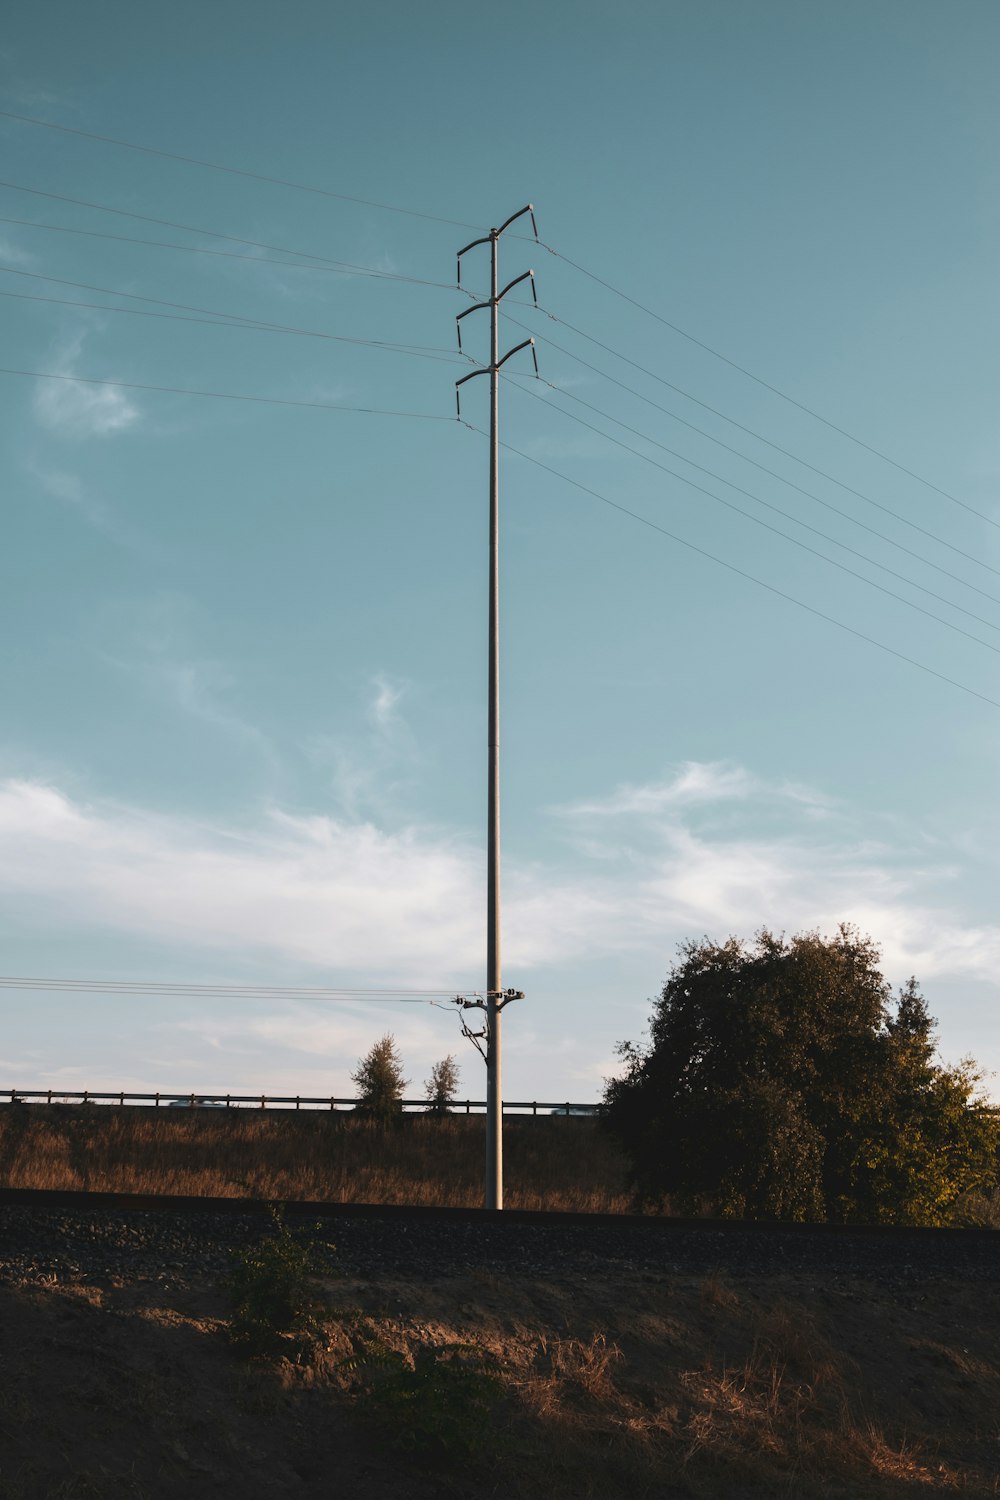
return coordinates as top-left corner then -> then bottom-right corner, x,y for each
224,1203 -> 333,1358
346,1341 -> 505,1465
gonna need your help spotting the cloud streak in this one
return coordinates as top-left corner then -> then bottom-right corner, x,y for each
0,765 -> 998,993
32,331 -> 140,437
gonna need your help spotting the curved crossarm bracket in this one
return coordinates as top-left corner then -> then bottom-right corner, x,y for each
456,233 -> 492,288
455,365 -> 490,418
497,204 -> 536,238
496,336 -> 537,375
497,269 -> 535,305
456,297 -> 491,351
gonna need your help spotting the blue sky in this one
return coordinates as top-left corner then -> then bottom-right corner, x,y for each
1,0 -> 998,1104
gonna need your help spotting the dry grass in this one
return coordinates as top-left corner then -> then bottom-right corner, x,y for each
0,1105 -> 633,1212
1,1258 -> 998,1497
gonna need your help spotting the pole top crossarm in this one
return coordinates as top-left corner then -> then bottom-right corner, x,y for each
456,206 -> 538,286
496,337 -> 537,375
496,203 -> 538,239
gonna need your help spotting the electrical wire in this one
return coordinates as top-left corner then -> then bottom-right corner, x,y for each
510,377 -> 1000,659
507,372 -> 1000,641
0,109 -> 482,231
0,183 -> 467,293
0,366 -> 451,420
0,274 -> 465,365
503,310 -> 1000,614
457,421 -> 1000,714
518,306 -> 1000,590
5,108 -> 987,530
533,242 -> 1000,534
0,212 -> 467,290
0,976 -> 475,1001
0,290 -> 466,365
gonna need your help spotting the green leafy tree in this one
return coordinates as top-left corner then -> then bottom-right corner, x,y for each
351,1034 -> 409,1122
603,926 -> 998,1225
424,1055 -> 461,1116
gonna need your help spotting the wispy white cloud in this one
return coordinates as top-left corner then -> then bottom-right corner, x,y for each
32,330 -> 140,437
559,760 -> 757,816
25,462 -> 150,553
370,673 -> 405,733
1,765 -> 998,996
309,673 -> 419,819
0,778 -> 482,984
164,659 -> 279,768
0,234 -> 34,266
97,594 -> 281,777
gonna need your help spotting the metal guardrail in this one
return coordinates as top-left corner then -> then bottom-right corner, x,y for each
0,1088 -> 599,1116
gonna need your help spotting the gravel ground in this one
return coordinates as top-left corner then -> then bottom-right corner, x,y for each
1,1200 -> 997,1287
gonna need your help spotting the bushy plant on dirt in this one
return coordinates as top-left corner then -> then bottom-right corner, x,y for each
224,1203 -> 332,1357
346,1341 -> 504,1465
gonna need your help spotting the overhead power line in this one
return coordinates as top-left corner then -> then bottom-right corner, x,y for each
457,423 -> 1000,715
0,183 -> 465,293
0,976 -> 478,1001
0,109 -> 481,230
535,243 -> 1000,535
0,290 -> 465,365
512,373 -> 1000,636
509,377 -> 1000,660
5,109 -> 987,532
0,263 -> 464,361
502,310 -> 1000,616
0,366 -> 452,420
519,306 -> 1000,591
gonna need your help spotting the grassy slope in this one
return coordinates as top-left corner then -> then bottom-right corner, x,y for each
1,1267 -> 998,1499
2,1107 -> 999,1497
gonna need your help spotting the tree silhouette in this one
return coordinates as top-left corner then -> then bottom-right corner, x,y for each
603,926 -> 998,1225
424,1055 -> 461,1116
351,1034 -> 408,1123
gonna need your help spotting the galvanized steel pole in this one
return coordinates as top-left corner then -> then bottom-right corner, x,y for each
455,206 -> 539,1211
486,226 -> 502,1210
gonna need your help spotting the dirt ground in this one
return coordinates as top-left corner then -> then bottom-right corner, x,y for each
0,1265 -> 997,1499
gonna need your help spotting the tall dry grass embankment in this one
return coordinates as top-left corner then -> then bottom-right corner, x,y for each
0,1104 -> 633,1211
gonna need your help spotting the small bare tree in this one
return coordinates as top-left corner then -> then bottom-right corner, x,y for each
424,1054 -> 461,1117
351,1034 -> 408,1122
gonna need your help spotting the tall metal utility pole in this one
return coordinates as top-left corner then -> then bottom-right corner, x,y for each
454,205 -> 538,1211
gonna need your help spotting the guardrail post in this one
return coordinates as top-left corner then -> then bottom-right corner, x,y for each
119,1092 -> 124,1108
83,1090 -> 89,1104
226,1094 -> 231,1108
260,1094 -> 266,1110
155,1092 -> 160,1107
47,1090 -> 52,1104
465,1098 -> 470,1115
